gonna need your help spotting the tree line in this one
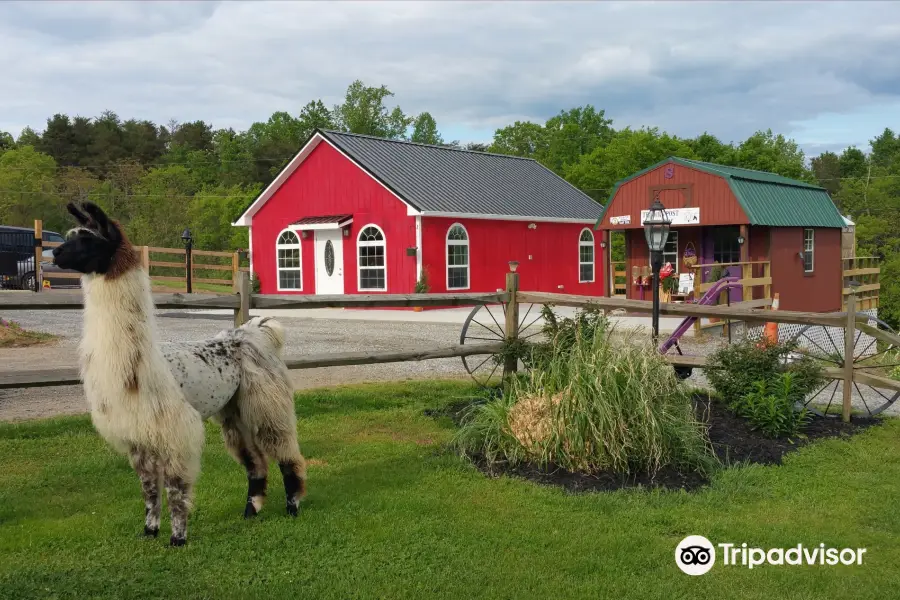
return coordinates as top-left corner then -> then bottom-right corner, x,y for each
1,79 -> 898,325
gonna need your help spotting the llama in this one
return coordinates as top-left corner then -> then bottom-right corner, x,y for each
52,202 -> 307,546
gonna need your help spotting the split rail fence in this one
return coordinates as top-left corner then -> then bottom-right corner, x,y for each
26,219 -> 249,293
1,267 -> 897,423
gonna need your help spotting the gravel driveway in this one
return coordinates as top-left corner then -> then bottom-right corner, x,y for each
0,309 -> 470,422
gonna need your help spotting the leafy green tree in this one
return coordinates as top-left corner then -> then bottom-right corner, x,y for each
297,100 -> 336,134
332,80 -> 412,139
869,128 -> 900,169
685,132 -> 734,164
810,150 -> 842,197
542,105 -> 614,173
838,146 -> 868,179
16,127 -> 41,148
410,112 -> 444,145
564,127 -> 696,201
728,129 -> 813,181
128,165 -> 198,246
188,184 -> 257,251
0,132 -> 13,156
0,147 -> 59,227
489,121 -> 548,159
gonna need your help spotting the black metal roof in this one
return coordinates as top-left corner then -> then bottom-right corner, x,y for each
319,130 -> 602,221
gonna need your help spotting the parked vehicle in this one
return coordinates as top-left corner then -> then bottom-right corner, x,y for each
0,225 -> 80,290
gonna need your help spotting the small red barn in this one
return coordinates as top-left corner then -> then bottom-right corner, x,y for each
594,157 -> 848,312
233,130 -> 605,297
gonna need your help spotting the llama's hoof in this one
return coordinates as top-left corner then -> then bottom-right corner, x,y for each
286,503 -> 301,517
243,501 -> 258,519
170,536 -> 186,547
143,526 -> 159,538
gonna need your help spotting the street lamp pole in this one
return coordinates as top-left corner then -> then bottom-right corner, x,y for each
643,196 -> 672,344
182,228 -> 193,294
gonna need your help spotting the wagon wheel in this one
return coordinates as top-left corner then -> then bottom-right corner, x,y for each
775,315 -> 900,418
459,300 -> 548,388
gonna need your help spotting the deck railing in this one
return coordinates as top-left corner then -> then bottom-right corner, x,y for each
842,256 -> 880,311
609,260 -> 627,297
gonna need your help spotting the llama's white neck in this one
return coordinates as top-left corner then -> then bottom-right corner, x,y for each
79,266 -> 160,383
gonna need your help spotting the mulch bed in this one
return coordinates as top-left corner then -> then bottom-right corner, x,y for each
425,393 -> 882,493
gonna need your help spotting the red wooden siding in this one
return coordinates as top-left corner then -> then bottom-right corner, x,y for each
599,162 -> 748,230
769,227 -> 842,312
421,217 -> 605,296
250,142 -> 417,294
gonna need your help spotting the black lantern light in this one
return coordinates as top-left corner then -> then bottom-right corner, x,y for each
643,197 -> 672,343
181,228 -> 193,294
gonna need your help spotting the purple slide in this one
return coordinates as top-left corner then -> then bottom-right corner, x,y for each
658,276 -> 742,355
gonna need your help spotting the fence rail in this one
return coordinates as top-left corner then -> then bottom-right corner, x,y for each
16,220 -> 249,293
842,256 -> 880,311
0,267 -> 895,423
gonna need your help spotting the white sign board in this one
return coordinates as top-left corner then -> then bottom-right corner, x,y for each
677,273 -> 694,295
640,207 -> 700,226
609,215 -> 631,225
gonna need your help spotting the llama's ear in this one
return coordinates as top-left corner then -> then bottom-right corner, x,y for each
67,203 -> 91,227
81,202 -> 119,241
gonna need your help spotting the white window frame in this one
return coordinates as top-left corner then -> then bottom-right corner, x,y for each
357,224 -> 387,292
804,228 -> 815,273
446,223 -> 470,291
578,228 -> 595,283
662,230 -> 679,273
275,228 -> 302,291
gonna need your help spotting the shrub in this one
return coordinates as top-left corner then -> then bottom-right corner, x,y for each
731,373 -> 813,437
706,337 -> 825,434
452,313 -> 717,477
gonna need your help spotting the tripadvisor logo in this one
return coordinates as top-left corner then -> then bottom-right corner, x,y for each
675,536 -> 867,575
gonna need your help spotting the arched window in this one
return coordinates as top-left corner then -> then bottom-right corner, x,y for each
579,228 -> 594,283
276,229 -> 302,290
446,223 -> 469,290
357,224 -> 386,291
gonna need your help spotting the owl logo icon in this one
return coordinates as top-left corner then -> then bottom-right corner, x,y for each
675,535 -> 715,575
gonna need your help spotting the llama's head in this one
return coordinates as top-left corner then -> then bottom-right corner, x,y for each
53,202 -> 139,278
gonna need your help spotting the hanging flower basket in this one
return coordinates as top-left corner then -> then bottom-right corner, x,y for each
683,242 -> 697,268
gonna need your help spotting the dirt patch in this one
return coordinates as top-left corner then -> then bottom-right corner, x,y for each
429,392 -> 882,493
0,322 -> 58,348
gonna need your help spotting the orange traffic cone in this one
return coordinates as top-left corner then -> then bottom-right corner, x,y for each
762,293 -> 779,345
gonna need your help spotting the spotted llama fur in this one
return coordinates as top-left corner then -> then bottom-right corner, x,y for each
53,202 -> 307,546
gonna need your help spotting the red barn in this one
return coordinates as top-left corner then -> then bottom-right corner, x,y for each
233,130 -> 605,297
595,157 -> 848,312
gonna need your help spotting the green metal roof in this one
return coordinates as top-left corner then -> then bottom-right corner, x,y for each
594,157 -> 846,229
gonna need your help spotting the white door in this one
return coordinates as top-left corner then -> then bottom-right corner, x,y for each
314,229 -> 344,294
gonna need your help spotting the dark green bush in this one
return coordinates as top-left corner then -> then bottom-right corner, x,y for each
706,337 -> 825,436
730,373 -> 813,437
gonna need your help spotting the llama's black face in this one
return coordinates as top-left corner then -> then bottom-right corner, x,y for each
52,202 -> 124,275
52,228 -> 118,275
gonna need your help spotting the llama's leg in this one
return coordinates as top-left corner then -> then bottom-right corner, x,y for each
278,457 -> 307,517
219,413 -> 269,518
164,473 -> 194,547
129,448 -> 162,538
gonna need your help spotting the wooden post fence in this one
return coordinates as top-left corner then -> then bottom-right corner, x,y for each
842,283 -> 858,422
503,261 -> 520,379
234,271 -> 251,327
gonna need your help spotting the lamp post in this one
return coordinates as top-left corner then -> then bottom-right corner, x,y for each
181,228 -> 193,294
643,197 -> 672,343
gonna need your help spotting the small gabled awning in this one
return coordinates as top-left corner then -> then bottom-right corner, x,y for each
291,214 -> 353,230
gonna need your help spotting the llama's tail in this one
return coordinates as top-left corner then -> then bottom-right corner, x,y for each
233,316 -> 306,497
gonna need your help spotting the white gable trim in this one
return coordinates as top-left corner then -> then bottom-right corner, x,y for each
418,211 -> 599,224
232,132 -> 419,226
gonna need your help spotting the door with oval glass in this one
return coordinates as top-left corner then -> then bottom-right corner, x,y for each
314,229 -> 344,294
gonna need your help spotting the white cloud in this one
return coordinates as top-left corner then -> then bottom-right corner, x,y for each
1,0 -> 898,154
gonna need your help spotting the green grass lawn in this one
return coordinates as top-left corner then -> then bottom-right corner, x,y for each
1,380 -> 899,599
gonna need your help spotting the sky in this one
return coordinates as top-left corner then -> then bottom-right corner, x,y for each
2,0 -> 899,157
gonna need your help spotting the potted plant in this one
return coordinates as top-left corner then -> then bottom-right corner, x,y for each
661,274 -> 679,303
413,268 -> 430,312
